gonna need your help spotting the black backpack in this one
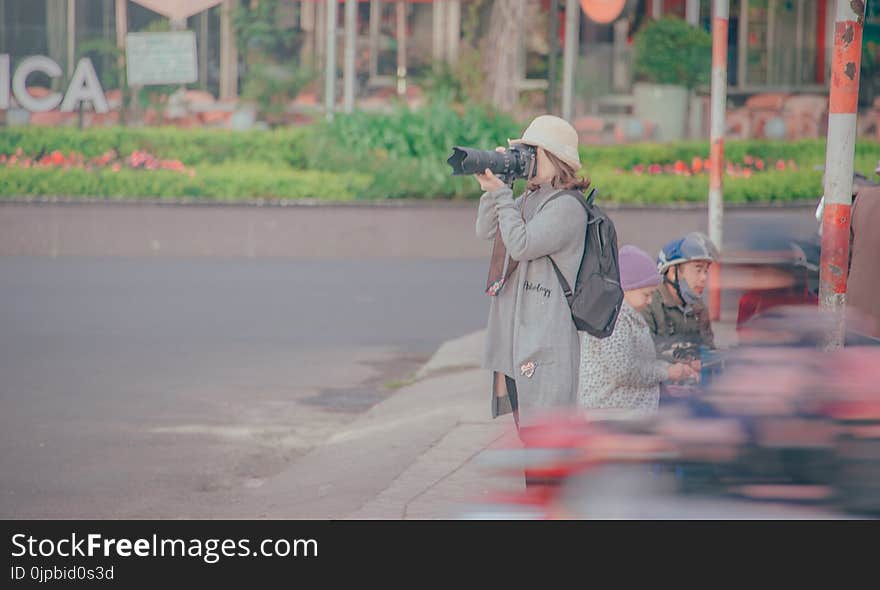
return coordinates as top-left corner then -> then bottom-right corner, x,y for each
540,187 -> 624,338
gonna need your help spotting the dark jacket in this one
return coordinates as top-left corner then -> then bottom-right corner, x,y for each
641,285 -> 715,361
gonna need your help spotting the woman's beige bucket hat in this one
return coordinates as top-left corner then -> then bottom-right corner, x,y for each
508,115 -> 581,171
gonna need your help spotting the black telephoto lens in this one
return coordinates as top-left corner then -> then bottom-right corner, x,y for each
446,147 -> 506,176
446,145 -> 536,184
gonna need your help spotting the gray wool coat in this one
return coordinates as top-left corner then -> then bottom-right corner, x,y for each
476,183 -> 587,426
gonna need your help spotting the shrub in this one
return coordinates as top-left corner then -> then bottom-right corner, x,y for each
2,121 -> 877,202
304,101 -> 523,199
633,17 -> 713,89
0,127 -> 312,168
579,140 -> 880,174
590,167 -> 824,205
0,164 -> 371,201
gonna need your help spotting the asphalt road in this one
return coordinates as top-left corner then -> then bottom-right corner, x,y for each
0,202 -> 818,517
0,256 -> 489,517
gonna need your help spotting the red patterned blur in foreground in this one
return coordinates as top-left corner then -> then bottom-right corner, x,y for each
469,309 -> 880,519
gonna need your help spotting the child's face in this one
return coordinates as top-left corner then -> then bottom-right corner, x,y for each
668,260 -> 711,295
624,286 -> 657,311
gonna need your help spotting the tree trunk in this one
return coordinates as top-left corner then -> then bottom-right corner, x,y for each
482,0 -> 524,113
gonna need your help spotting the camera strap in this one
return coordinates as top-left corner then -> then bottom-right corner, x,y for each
485,191 -> 532,296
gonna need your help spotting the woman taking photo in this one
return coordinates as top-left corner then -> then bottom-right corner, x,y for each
475,115 -> 589,444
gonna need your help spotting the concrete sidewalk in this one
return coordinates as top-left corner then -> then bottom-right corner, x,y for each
239,323 -> 742,519
238,330 -> 523,519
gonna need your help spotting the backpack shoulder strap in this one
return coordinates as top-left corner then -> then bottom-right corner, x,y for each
538,187 -> 597,301
537,188 -> 594,215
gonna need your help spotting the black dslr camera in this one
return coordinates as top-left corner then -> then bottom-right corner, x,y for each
446,144 -> 537,185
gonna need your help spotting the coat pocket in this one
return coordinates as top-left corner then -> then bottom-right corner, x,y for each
514,356 -> 573,413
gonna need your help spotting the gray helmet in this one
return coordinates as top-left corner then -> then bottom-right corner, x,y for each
657,232 -> 720,274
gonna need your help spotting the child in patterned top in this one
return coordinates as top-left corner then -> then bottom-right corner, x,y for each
578,245 -> 697,419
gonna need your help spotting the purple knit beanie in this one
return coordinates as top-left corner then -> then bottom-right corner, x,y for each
618,244 -> 662,292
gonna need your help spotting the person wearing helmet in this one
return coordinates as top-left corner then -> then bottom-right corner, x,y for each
642,232 -> 718,362
725,227 -> 820,337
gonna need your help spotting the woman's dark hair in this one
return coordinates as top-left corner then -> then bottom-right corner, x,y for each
527,150 -> 591,192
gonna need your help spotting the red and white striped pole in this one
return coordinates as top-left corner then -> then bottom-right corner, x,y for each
707,0 -> 728,321
819,0 -> 866,350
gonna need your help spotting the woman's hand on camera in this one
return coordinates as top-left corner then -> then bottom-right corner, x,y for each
476,168 -> 505,192
476,147 -> 507,192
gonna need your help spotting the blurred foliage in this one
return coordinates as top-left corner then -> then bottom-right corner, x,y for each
234,0 -> 299,59
0,126 -> 311,168
633,17 -> 712,89
1,164 -> 370,201
233,0 -> 312,123
417,51 -> 488,107
303,101 -> 522,198
3,118 -> 878,202
241,61 -> 315,124
75,38 -> 125,90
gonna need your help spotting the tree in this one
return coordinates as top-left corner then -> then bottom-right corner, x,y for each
482,0 -> 525,113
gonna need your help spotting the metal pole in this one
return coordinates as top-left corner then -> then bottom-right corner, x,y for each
707,0 -> 729,322
325,0 -> 338,121
561,0 -> 579,121
686,0 -> 700,25
67,0 -> 76,79
316,0 -> 326,77
115,0 -> 127,65
446,0 -> 460,65
199,9 -> 209,90
738,0 -> 748,87
767,0 -> 776,84
432,0 -> 446,65
369,0 -> 380,81
396,0 -> 406,97
0,0 -> 5,53
819,0 -> 867,350
546,0 -> 559,113
343,0 -> 356,112
795,0 -> 804,83
220,0 -> 238,100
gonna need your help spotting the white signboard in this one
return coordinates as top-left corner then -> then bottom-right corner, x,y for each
125,31 -> 198,86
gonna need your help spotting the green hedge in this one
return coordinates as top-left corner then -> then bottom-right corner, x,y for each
590,167 -> 824,204
301,102 -> 523,199
0,126 -> 312,168
0,162 -> 831,203
579,140 -> 880,171
2,119 -> 878,202
0,164 -> 371,200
